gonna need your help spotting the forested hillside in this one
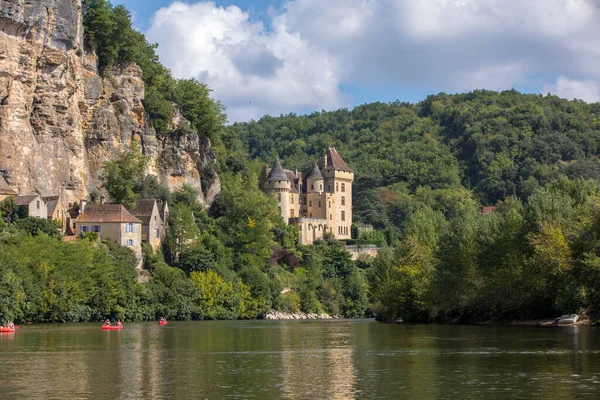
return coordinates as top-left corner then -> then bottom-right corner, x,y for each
225,91 -> 600,229
225,91 -> 600,322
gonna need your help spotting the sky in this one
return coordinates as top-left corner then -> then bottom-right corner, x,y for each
114,0 -> 600,122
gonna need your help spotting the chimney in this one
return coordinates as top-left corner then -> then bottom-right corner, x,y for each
80,199 -> 86,215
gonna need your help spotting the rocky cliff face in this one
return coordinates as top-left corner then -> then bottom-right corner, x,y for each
0,0 -> 219,207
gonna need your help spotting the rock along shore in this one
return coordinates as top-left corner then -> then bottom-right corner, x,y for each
264,310 -> 343,320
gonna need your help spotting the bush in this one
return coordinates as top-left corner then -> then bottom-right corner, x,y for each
277,291 -> 301,313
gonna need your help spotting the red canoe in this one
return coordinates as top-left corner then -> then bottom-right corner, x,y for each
0,327 -> 16,333
101,325 -> 123,330
159,321 -> 168,325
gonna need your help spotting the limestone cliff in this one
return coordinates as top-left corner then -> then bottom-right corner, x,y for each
0,0 -> 220,207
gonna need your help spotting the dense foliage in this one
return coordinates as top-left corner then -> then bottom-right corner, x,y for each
4,3 -> 600,325
225,90 -> 600,228
82,0 -> 226,138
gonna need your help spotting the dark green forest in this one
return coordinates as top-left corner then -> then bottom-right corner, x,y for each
2,0 -> 600,324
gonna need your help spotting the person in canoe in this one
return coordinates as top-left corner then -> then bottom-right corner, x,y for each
7,321 -> 14,329
116,319 -> 122,327
159,316 -> 167,323
103,319 -> 111,327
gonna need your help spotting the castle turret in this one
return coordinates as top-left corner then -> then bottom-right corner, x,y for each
265,158 -> 292,223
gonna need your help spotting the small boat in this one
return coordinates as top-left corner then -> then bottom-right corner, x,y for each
159,320 -> 168,325
0,327 -> 16,333
102,325 -> 123,330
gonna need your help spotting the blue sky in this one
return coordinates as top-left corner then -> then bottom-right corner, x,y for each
113,0 -> 600,122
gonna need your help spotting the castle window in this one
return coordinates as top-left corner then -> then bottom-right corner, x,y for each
291,196 -> 294,204
291,209 -> 295,217
318,201 -> 321,207
341,210 -> 346,221
278,193 -> 281,202
320,184 -> 322,191
311,184 -> 314,190
341,196 -> 345,206
328,185 -> 331,192
341,183 -> 346,192
329,201 -> 331,208
309,200 -> 312,207
336,183 -> 339,192
330,214 -> 332,220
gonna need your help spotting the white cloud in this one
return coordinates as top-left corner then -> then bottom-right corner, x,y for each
146,0 -> 600,121
542,76 -> 600,103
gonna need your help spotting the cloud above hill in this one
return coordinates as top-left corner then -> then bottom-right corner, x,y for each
146,0 -> 600,121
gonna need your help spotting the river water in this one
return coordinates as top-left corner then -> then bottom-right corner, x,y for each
1,320 -> 599,399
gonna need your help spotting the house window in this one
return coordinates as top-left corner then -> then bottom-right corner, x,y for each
341,210 -> 346,221
125,223 -> 136,233
36,200 -> 40,209
127,239 -> 134,247
341,196 -> 345,206
80,225 -> 89,233
341,183 -> 346,192
92,225 -> 101,233
278,192 -> 281,202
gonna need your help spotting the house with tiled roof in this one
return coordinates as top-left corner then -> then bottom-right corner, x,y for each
15,195 -> 48,219
259,148 -> 354,244
43,195 -> 67,232
75,203 -> 143,268
131,199 -> 169,251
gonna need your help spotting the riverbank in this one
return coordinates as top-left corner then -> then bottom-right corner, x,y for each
263,310 -> 342,320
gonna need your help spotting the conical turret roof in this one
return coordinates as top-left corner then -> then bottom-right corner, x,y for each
267,158 -> 289,181
305,162 -> 323,180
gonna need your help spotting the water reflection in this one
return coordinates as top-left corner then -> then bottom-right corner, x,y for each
1,321 -> 600,399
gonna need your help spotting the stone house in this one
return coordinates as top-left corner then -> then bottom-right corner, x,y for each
43,195 -> 66,232
15,195 -> 48,219
131,199 -> 169,251
0,175 -> 17,201
74,204 -> 143,268
259,148 -> 354,245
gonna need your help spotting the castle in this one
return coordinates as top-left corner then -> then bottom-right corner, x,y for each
259,148 -> 354,244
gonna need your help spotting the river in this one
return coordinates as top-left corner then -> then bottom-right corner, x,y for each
1,320 -> 599,399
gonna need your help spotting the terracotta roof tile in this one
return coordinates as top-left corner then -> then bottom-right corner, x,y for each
76,204 -> 142,224
323,148 -> 353,172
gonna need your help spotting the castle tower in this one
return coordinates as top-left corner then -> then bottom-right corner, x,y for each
320,148 -> 354,239
304,163 -> 326,219
263,158 -> 292,223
